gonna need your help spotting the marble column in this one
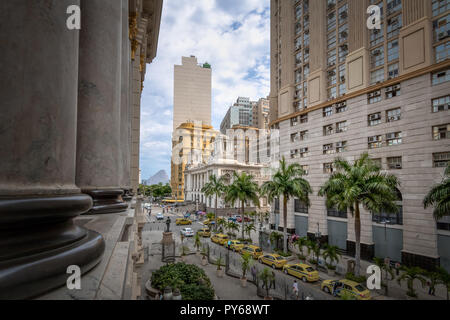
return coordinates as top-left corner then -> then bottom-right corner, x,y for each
121,0 -> 132,202
0,0 -> 105,299
76,0 -> 128,213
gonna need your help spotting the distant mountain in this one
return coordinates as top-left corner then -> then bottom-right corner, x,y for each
147,170 -> 169,185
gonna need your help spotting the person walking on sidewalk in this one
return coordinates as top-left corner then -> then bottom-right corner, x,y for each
292,280 -> 299,300
270,270 -> 276,289
251,265 -> 257,283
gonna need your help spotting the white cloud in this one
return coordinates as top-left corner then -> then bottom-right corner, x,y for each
140,0 -> 270,179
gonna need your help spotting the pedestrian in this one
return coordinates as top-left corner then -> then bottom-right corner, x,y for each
427,281 -> 436,296
267,238 -> 271,250
270,271 -> 276,289
251,266 -> 257,282
292,280 -> 299,300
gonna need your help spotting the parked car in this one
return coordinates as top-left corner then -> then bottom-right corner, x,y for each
225,240 -> 245,252
180,227 -> 194,237
282,263 -> 319,282
176,218 -> 192,225
228,215 -> 239,222
240,245 -> 263,259
236,216 -> 251,223
211,233 -> 229,245
321,279 -> 371,300
184,212 -> 191,218
197,228 -> 211,237
258,253 -> 288,269
156,213 -> 164,220
203,219 -> 215,226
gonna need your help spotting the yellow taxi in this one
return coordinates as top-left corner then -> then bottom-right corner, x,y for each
225,240 -> 245,252
197,228 -> 211,237
175,218 -> 192,225
240,245 -> 263,259
258,254 -> 288,269
321,279 -> 371,300
282,263 -> 319,282
203,219 -> 215,226
211,233 -> 229,245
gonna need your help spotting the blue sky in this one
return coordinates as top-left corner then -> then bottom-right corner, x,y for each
139,0 -> 270,180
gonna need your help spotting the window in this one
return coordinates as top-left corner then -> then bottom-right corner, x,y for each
300,114 -> 308,123
368,135 -> 383,149
339,44 -> 348,63
295,3 -> 303,20
338,4 -> 348,25
432,0 -> 450,17
388,63 -> 399,79
370,24 -> 384,47
386,132 -> 402,145
433,14 -> 450,43
291,132 -> 299,142
432,95 -> 450,112
368,112 -> 382,126
339,24 -> 348,43
327,31 -> 337,50
290,149 -> 299,159
335,101 -> 347,113
323,106 -> 333,117
386,84 -> 401,99
327,11 -> 337,31
371,47 -> 384,68
387,108 -> 401,122
323,163 -> 334,174
300,130 -> 308,140
433,152 -> 450,168
323,124 -> 334,136
432,68 -> 450,85
300,147 -> 308,158
291,117 -> 299,126
323,143 -> 334,155
386,0 -> 401,16
336,121 -> 347,133
327,207 -> 347,218
433,124 -> 450,140
294,199 -> 308,214
372,206 -> 403,225
327,69 -> 337,86
387,39 -> 399,62
296,52 -> 303,67
387,14 -> 402,39
336,141 -> 347,153
370,68 -> 385,84
435,41 -> 450,63
328,49 -> 337,67
301,165 -> 309,175
274,198 -> 280,213
295,69 -> 302,83
387,156 -> 402,169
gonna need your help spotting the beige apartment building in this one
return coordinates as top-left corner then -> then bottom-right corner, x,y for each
172,56 -> 212,131
269,0 -> 450,271
170,122 -> 218,200
253,98 -> 271,130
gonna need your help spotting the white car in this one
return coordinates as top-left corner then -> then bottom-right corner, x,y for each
180,227 -> 194,237
156,213 -> 164,220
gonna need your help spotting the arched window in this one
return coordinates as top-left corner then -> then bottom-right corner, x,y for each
372,188 -> 403,225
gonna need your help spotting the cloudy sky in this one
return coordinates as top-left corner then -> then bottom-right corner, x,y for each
140,0 -> 270,180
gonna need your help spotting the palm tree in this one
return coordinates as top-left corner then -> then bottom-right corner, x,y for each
397,266 -> 427,298
373,257 -> 395,296
269,231 -> 283,251
244,223 -> 256,240
240,252 -> 254,281
318,153 -> 400,276
202,175 -> 226,230
217,217 -> 227,233
322,244 -> 341,270
224,172 -> 260,240
226,221 -> 239,238
258,267 -> 274,299
261,157 -> 312,254
294,236 -> 308,260
306,239 -> 321,269
424,163 -> 450,220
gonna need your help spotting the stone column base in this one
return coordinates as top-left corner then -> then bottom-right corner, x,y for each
83,189 -> 128,214
0,194 -> 105,299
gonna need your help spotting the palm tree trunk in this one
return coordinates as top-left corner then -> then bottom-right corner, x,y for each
283,196 -> 288,253
215,195 -> 218,232
241,200 -> 245,240
354,202 -> 361,277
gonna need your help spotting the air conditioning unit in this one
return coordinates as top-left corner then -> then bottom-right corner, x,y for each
373,49 -> 381,56
393,84 -> 401,91
336,142 -> 343,148
438,32 -> 448,41
368,136 -> 378,143
395,164 -> 402,169
340,76 -> 346,82
369,114 -> 380,121
368,92 -> 374,98
386,86 -> 393,92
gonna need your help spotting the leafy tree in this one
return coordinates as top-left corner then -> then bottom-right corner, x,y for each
206,212 -> 215,220
306,240 -> 321,269
436,267 -> 450,300
396,266 -> 427,298
215,254 -> 224,270
224,172 -> 260,240
258,267 -> 274,298
244,223 -> 256,240
226,221 -> 239,238
294,236 -> 308,260
269,232 -> 283,251
194,232 -> 201,252
240,252 -> 254,280
424,163 -> 450,220
318,153 -> 400,276
202,175 -> 226,230
322,244 -> 341,270
261,157 -> 311,253
373,257 -> 395,296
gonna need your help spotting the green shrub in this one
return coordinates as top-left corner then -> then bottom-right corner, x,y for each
275,250 -> 292,257
345,272 -> 367,283
151,262 -> 214,300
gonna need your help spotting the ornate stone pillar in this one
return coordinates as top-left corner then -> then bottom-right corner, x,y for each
0,0 -> 105,299
76,0 -> 128,213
